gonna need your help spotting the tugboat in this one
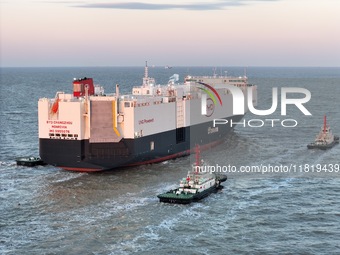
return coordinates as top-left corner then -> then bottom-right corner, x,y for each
157,146 -> 227,204
307,115 -> 339,150
15,156 -> 46,167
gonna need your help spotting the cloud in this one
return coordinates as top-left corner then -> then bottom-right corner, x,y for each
73,1 -> 260,11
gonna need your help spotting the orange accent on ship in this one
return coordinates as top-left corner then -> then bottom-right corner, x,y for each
51,99 -> 60,114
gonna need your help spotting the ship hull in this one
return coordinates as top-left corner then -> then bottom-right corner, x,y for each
40,115 -> 244,172
307,140 -> 339,150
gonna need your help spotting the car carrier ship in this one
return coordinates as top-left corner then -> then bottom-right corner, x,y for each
38,63 -> 257,172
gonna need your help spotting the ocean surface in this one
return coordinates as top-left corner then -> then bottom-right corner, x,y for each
0,66 -> 340,254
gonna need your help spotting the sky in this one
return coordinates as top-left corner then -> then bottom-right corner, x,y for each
0,0 -> 339,67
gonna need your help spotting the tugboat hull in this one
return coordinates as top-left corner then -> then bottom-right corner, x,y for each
16,157 -> 46,167
157,184 -> 223,204
307,140 -> 339,150
307,136 -> 339,150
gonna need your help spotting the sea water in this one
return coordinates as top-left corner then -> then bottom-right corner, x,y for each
0,66 -> 340,254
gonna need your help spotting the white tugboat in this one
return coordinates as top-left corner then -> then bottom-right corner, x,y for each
307,115 -> 339,150
157,146 -> 227,204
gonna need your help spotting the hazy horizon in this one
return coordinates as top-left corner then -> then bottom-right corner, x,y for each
1,0 -> 339,67
1,65 -> 340,68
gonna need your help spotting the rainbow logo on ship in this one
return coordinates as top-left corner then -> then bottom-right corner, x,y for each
197,81 -> 223,107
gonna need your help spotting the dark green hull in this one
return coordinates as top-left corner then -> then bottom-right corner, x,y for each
16,157 -> 46,167
157,184 -> 223,204
307,140 -> 339,150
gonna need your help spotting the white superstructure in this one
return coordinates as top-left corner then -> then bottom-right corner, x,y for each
39,65 -> 257,143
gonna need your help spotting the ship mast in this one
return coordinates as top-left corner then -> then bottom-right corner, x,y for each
323,115 -> 327,133
141,60 -> 156,87
142,60 -> 148,86
195,144 -> 201,167
144,60 -> 148,79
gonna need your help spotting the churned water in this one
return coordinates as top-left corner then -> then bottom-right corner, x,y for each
0,66 -> 340,254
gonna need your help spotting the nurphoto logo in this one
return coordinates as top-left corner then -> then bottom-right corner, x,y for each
199,83 -> 312,128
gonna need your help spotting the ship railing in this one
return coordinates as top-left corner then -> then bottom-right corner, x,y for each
133,97 -> 160,107
191,75 -> 229,79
